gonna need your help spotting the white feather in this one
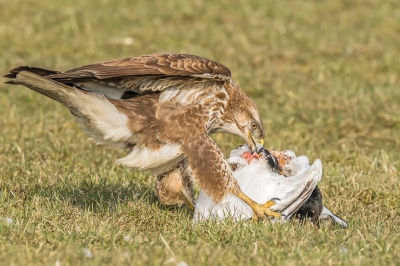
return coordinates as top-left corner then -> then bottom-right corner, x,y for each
159,87 -> 181,102
115,143 -> 183,172
320,207 -> 348,227
149,154 -> 186,175
74,82 -> 126,99
66,91 -> 133,150
12,72 -> 132,150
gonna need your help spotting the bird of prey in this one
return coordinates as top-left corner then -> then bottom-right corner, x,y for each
4,53 -> 279,219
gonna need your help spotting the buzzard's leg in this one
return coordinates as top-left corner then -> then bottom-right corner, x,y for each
155,160 -> 194,210
181,189 -> 195,211
234,190 -> 280,220
184,134 -> 281,219
179,159 -> 195,211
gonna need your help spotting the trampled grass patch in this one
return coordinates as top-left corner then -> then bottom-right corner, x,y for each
0,0 -> 399,265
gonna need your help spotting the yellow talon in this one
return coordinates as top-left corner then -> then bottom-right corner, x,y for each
181,191 -> 195,211
185,199 -> 195,212
262,200 -> 276,209
235,191 -> 281,220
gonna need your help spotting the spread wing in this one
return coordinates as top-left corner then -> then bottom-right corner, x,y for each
269,160 -> 322,219
5,54 -> 231,99
52,53 -> 231,82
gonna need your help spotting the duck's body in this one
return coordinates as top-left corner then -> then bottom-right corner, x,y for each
195,145 -> 348,228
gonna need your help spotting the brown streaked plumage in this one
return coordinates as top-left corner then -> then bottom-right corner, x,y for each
155,159 -> 194,210
4,53 -> 279,219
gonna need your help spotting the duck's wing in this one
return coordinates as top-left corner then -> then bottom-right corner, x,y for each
320,206 -> 348,228
270,159 -> 322,219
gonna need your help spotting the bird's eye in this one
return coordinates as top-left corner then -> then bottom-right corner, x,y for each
251,122 -> 257,130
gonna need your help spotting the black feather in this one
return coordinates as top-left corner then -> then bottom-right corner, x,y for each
294,186 -> 323,224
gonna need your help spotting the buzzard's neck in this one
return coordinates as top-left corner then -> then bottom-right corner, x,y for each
207,85 -> 239,135
208,82 -> 248,137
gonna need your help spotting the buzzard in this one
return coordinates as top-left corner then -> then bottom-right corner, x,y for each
4,53 -> 279,219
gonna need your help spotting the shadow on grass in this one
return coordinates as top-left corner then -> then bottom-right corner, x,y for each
35,178 -> 160,212
34,177 -> 192,214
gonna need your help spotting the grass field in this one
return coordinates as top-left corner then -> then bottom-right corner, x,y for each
1,0 -> 399,265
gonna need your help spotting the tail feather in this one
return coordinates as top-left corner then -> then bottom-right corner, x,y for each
5,71 -> 76,105
320,206 -> 348,228
6,71 -> 133,150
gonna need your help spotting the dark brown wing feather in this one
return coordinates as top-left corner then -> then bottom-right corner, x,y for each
4,66 -> 60,79
4,54 -> 231,98
45,54 -> 231,83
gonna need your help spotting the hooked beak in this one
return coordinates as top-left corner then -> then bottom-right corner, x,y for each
247,132 -> 264,153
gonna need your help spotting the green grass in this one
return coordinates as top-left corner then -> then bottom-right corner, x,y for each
1,0 -> 400,265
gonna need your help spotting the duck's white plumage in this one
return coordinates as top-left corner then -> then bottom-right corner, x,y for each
194,145 -> 321,221
320,207 -> 348,227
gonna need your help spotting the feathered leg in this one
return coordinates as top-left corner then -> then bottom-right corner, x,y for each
155,159 -> 194,210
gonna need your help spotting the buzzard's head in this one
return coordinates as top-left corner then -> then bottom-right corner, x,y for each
218,96 -> 265,152
234,104 -> 265,152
